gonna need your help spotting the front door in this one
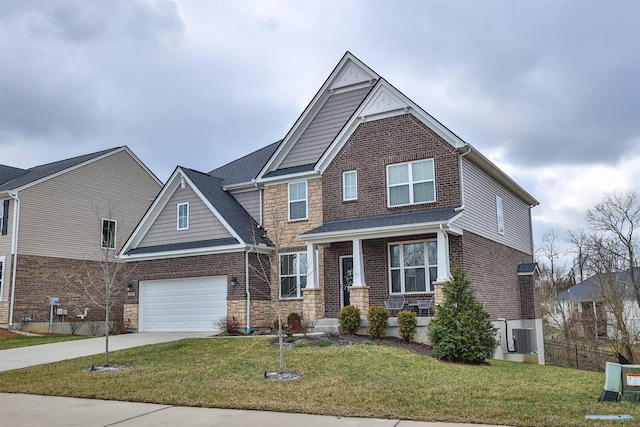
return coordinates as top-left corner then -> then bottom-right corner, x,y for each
340,256 -> 353,308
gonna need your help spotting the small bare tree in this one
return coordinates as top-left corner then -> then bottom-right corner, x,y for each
65,205 -> 131,366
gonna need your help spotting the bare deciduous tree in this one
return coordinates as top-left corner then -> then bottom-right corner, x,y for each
586,191 -> 640,306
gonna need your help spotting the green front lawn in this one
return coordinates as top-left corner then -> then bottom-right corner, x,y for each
0,337 -> 636,427
0,335 -> 88,350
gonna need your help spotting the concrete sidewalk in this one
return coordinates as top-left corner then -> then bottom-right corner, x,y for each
0,333 -> 210,372
0,393 -> 511,427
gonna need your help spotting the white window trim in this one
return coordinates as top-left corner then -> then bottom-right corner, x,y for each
386,159 -> 436,207
0,255 -> 5,301
496,195 -> 505,235
101,218 -> 117,250
342,170 -> 358,201
279,252 -> 307,300
388,239 -> 437,295
288,181 -> 308,221
177,202 -> 189,230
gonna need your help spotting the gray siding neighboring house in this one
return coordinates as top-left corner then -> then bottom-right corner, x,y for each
454,157 -> 534,255
0,147 -> 162,328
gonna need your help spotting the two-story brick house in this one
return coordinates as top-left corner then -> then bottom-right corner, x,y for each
120,53 -> 542,363
0,147 -> 161,332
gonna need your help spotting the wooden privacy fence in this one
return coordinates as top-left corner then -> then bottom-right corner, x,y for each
544,339 -> 618,372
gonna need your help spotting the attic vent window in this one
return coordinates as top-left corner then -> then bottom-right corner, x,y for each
177,203 -> 189,230
101,219 -> 116,250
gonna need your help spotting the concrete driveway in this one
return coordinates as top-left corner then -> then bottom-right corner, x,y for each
0,332 -> 210,372
0,393 -> 512,427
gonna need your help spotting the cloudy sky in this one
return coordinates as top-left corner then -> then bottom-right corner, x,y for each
1,0 -> 638,256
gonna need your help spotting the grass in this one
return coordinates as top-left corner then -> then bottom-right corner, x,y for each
0,337 -> 638,427
0,335 -> 89,350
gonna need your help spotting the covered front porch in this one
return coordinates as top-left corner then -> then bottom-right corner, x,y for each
299,209 -> 462,325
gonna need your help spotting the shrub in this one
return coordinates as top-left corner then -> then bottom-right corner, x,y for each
300,314 -> 316,336
397,310 -> 417,341
215,315 -> 241,335
428,268 -> 498,364
287,312 -> 302,333
368,306 -> 389,339
338,305 -> 361,334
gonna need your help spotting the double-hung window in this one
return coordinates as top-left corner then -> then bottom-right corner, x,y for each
0,199 -> 8,235
279,252 -> 307,299
343,170 -> 357,201
177,202 -> 189,230
387,159 -> 435,206
101,219 -> 116,250
288,181 -> 307,221
496,195 -> 504,235
389,240 -> 438,293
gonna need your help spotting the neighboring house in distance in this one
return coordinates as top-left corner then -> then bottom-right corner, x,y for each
120,52 -> 543,363
0,147 -> 162,332
550,268 -> 640,340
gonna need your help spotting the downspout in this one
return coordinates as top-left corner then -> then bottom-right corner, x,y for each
245,246 -> 253,333
454,145 -> 473,212
8,191 -> 20,327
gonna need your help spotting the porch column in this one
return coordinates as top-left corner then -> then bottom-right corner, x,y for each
349,238 -> 370,319
303,243 -> 323,320
436,229 -> 450,282
433,229 -> 451,305
351,238 -> 365,287
305,243 -> 317,289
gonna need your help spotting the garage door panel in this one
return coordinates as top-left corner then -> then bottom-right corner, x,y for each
139,276 -> 227,332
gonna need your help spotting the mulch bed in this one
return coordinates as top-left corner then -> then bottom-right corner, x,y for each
270,333 -> 434,357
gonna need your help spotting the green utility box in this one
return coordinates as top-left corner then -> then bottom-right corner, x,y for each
621,365 -> 640,403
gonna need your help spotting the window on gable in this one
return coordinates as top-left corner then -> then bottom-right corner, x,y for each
101,219 -> 116,250
177,202 -> 189,230
280,252 -> 307,299
496,195 -> 504,235
0,200 -> 7,235
343,170 -> 357,201
387,159 -> 435,207
0,256 -> 4,301
389,240 -> 437,294
288,181 -> 307,221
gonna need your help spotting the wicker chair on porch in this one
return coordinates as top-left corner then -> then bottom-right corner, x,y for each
384,294 -> 406,315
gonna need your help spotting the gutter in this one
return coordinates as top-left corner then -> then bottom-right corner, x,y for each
8,191 -> 19,327
454,145 -> 473,212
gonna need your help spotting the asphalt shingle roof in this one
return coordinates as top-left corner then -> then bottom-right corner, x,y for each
302,208 -> 459,235
263,163 -> 315,178
555,267 -> 640,302
0,165 -> 27,187
0,147 -> 120,192
125,238 -> 239,255
209,141 -> 281,185
518,263 -> 539,275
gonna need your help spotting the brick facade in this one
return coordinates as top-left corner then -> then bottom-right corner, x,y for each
322,114 -> 461,222
458,231 -> 533,320
519,273 -> 542,319
10,254 -> 122,325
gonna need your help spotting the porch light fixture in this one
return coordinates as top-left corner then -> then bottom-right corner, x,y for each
231,277 -> 238,285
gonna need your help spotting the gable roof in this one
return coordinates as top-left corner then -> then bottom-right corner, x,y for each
0,165 -> 27,187
120,165 -> 271,259
257,52 -> 379,179
555,267 -> 640,302
0,147 -> 161,193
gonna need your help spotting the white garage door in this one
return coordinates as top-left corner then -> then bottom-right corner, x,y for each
139,276 -> 227,332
